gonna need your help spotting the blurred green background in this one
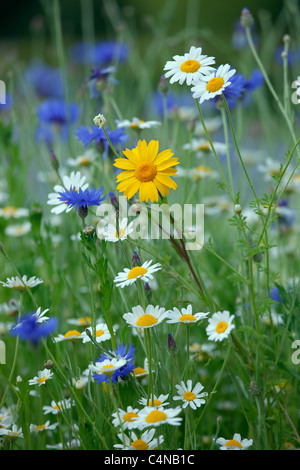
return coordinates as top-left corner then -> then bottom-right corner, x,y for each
0,0 -> 284,40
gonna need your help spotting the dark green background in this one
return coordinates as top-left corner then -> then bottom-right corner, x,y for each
0,0 -> 284,40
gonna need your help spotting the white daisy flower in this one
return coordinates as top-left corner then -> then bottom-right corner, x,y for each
131,406 -> 182,430
4,221 -> 32,237
115,117 -> 161,130
81,322 -> 111,343
53,329 -> 83,342
191,64 -> 236,103
66,148 -> 98,167
166,304 -> 209,325
0,275 -> 43,291
114,428 -> 164,450
0,206 -> 29,219
29,368 -> 54,386
139,394 -> 169,408
30,421 -> 59,433
132,358 -> 149,379
177,165 -> 218,181
98,217 -> 134,242
257,157 -> 281,181
216,433 -> 253,450
47,171 -> 89,215
114,260 -> 162,288
66,316 -> 93,327
89,358 -> 127,379
43,398 -> 74,415
183,138 -> 228,158
206,310 -> 235,342
173,380 -> 207,410
111,406 -> 140,430
164,46 -> 215,86
0,424 -> 24,441
123,304 -> 167,329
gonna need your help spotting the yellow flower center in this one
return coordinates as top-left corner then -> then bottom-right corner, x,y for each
148,399 -> 162,407
2,206 -> 17,217
183,391 -> 196,401
127,266 -> 148,280
135,161 -> 157,182
180,59 -> 200,73
225,439 -> 243,448
196,165 -> 212,173
131,439 -> 149,450
38,376 -> 46,384
206,76 -> 225,93
216,321 -> 228,333
136,314 -> 158,327
146,409 -> 167,423
100,364 -> 115,375
123,411 -> 138,422
96,329 -> 104,337
197,142 -> 211,152
64,330 -> 81,339
35,425 -> 46,431
79,316 -> 92,325
179,314 -> 196,322
115,228 -> 126,239
131,120 -> 145,129
11,285 -> 27,291
133,367 -> 147,376
79,157 -> 91,166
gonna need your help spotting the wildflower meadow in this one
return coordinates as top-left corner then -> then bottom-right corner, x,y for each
1,0 -> 300,454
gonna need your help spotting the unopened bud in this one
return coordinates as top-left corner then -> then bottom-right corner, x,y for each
44,360 -> 54,370
109,191 -> 119,212
131,250 -> 141,267
158,75 -> 169,95
249,380 -> 260,395
50,150 -> 59,172
240,8 -> 254,28
78,205 -> 88,220
93,113 -> 106,129
168,333 -> 178,356
235,204 -> 242,214
82,225 -> 95,237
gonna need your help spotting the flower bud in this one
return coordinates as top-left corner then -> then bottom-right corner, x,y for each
235,204 -> 242,214
168,333 -> 178,356
44,360 -> 54,370
50,150 -> 59,172
93,113 -> 106,129
240,8 -> 254,28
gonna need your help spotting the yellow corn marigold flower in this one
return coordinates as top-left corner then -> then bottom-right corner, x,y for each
113,140 -> 179,203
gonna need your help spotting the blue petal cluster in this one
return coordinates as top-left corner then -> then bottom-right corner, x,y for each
10,313 -> 58,344
93,343 -> 136,384
58,186 -> 106,211
75,125 -> 128,158
70,40 -> 129,66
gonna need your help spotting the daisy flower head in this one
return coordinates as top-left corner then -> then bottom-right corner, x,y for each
114,428 -> 164,450
206,310 -> 235,342
166,304 -> 209,325
123,304 -> 167,329
98,217 -> 134,242
0,275 -> 43,292
164,46 -> 215,86
0,206 -> 29,219
216,433 -> 253,450
139,393 -> 169,408
30,421 -> 59,433
113,139 -> 179,203
81,322 -> 111,343
0,424 -> 24,441
115,117 -> 161,131
114,260 -> 162,288
43,399 -> 74,415
47,171 -> 89,215
191,64 -> 236,104
112,406 -> 140,430
132,406 -> 182,430
173,380 -> 207,410
4,221 -> 32,237
28,368 -> 54,386
91,343 -> 135,384
54,329 -> 82,342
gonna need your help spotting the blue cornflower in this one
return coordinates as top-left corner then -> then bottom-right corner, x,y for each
57,186 -> 106,211
70,40 -> 129,66
231,20 -> 259,50
75,125 -> 128,158
25,61 -> 64,99
88,66 -> 118,98
0,93 -> 13,112
274,46 -> 300,66
92,343 -> 135,384
36,99 -> 80,146
10,312 -> 57,344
